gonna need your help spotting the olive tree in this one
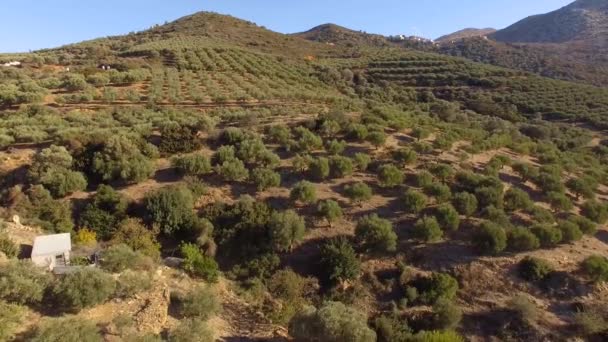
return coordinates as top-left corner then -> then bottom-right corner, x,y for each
355,214 -> 397,253
317,200 -> 343,228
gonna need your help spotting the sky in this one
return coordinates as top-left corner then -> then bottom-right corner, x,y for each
0,0 -> 574,53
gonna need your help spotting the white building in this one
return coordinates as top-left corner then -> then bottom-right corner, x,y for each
31,233 -> 71,270
2,61 -> 21,67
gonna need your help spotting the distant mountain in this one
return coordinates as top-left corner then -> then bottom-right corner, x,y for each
436,28 -> 496,43
491,0 -> 608,44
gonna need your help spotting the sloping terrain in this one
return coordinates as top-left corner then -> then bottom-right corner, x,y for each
435,28 -> 496,43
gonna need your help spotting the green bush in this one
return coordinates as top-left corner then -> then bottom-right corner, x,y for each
319,238 -> 361,285
144,185 -> 195,235
91,135 -> 156,184
28,145 -> 87,197
377,164 -> 404,188
0,233 -> 18,258
546,191 -> 573,213
530,224 -> 562,247
110,218 -> 161,260
116,270 -> 153,298
433,299 -> 462,330
180,243 -> 219,282
344,182 -> 373,204
413,216 -> 443,243
289,301 -> 376,342
452,192 -> 478,217
290,181 -> 317,205
353,153 -> 371,171
373,314 -> 412,342
472,222 -> 507,255
367,131 -> 387,149
568,215 -> 597,235
504,188 -> 532,212
402,189 -> 428,214
100,244 -> 151,273
424,183 -> 452,204
181,286 -> 221,319
414,170 -> 434,188
558,220 -> 583,243
309,157 -> 330,180
326,139 -> 347,155
475,186 -> 503,209
582,255 -> 608,283
159,124 -> 201,154
317,200 -> 343,227
170,318 -> 214,342
269,210 -> 306,252
172,154 -> 212,176
507,227 -> 540,252
429,164 -> 454,182
215,158 -> 249,182
0,300 -> 24,341
411,330 -> 464,342
32,316 -> 102,342
51,267 -> 116,312
355,214 -> 397,253
566,177 -> 596,200
251,168 -> 281,191
79,184 -> 128,240
393,148 -> 417,166
581,200 -> 608,224
416,273 -> 459,305
435,204 -> 460,232
329,156 -> 354,178
0,260 -> 51,305
518,257 -> 553,282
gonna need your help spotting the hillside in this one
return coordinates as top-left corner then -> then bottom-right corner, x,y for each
2,9 -> 608,342
491,0 -> 608,44
435,28 -> 496,43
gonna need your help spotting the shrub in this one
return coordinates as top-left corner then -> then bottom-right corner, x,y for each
413,216 -> 443,243
452,192 -> 478,217
472,222 -> 507,255
344,182 -> 373,204
100,244 -> 150,273
292,154 -> 313,173
347,123 -> 369,141
433,299 -> 462,330
353,153 -> 371,171
31,316 -> 102,342
393,148 -> 417,166
414,170 -> 434,188
402,189 -> 428,214
91,135 -> 156,184
435,204 -> 460,231
182,286 -> 221,319
78,184 -> 128,240
319,238 -> 360,285
355,214 -> 397,253
309,157 -> 330,180
159,124 -> 201,154
180,243 -> 219,282
546,191 -> 573,213
573,308 -> 608,336
475,186 -> 503,209
290,181 -> 317,205
62,74 -> 87,91
317,200 -> 343,227
558,220 -> 583,243
212,145 -> 236,165
215,158 -> 249,182
172,154 -> 212,176
169,319 -> 214,342
568,215 -> 597,235
73,228 -> 97,247
429,164 -> 454,182
269,210 -> 306,252
0,233 -> 18,258
251,168 -> 281,191
424,183 -> 452,203
0,260 -> 50,305
508,294 -> 539,324
416,273 -> 459,305
326,139 -> 347,155
116,270 -> 153,298
518,257 -> 553,282
507,227 -> 540,252
530,224 -> 562,247
411,330 -> 464,342
504,188 -> 532,212
412,127 -> 431,141
373,314 -> 412,342
377,164 -> 404,188
110,218 -> 160,259
581,200 -> 608,224
582,255 -> 608,282
293,127 -> 323,152
329,156 -> 354,178
289,301 -> 376,342
144,185 -> 195,235
51,267 -> 115,312
28,145 -> 87,197
566,177 -> 596,200
0,301 -> 24,341
367,131 -> 387,149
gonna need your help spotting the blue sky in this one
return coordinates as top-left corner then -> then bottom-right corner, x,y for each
0,0 -> 573,52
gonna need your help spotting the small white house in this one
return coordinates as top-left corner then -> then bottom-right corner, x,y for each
31,233 -> 71,270
2,61 -> 21,67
